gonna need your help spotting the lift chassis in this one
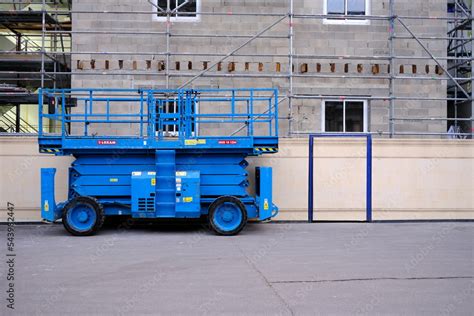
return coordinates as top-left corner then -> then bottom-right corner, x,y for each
38,88 -> 279,236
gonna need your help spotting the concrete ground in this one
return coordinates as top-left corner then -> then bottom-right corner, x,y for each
0,222 -> 472,315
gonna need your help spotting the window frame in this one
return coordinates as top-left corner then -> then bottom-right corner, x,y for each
152,0 -> 201,23
321,99 -> 368,133
323,0 -> 371,25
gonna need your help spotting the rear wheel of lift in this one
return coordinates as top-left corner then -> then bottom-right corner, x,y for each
208,196 -> 247,236
62,196 -> 105,236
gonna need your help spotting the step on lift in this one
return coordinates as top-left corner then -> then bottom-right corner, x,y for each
38,88 -> 279,236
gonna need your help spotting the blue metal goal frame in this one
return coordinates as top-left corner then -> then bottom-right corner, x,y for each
308,133 -> 372,223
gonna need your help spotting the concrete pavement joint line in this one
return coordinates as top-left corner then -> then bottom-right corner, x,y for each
233,240 -> 295,316
2,220 -> 474,225
270,276 -> 474,284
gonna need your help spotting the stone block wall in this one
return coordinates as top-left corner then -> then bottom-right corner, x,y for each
71,0 -> 448,136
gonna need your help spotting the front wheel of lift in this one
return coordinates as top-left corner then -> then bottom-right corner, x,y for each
208,196 -> 247,236
62,196 -> 105,236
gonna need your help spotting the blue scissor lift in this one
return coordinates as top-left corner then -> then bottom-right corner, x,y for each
39,88 -> 279,236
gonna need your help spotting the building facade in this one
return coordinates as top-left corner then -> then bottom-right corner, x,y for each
69,0 -> 468,138
0,1 -> 472,221
0,1 -> 471,137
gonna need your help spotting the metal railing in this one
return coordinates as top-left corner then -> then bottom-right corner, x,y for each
39,88 -> 279,142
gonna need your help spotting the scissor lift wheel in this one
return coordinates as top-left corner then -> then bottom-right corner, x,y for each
62,196 -> 105,236
208,196 -> 248,236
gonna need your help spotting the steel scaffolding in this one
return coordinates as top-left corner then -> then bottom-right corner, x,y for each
447,0 -> 473,137
0,0 -> 70,132
0,0 -> 472,138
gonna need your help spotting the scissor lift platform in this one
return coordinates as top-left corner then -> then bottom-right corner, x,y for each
39,88 -> 279,236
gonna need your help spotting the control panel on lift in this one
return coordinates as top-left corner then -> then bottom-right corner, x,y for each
131,171 -> 200,218
175,171 -> 200,217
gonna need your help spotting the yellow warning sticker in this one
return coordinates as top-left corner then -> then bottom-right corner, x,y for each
44,200 -> 49,212
151,178 -> 156,186
185,139 -> 206,145
263,199 -> 269,210
185,139 -> 197,146
183,197 -> 193,203
109,178 -> 118,183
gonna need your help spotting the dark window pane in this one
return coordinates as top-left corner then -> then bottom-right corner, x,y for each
156,0 -> 168,16
166,101 -> 174,114
327,0 -> 345,15
347,0 -> 366,15
325,101 -> 344,132
179,0 -> 197,13
157,0 -> 197,18
157,0 -> 168,17
157,0 -> 167,9
170,0 -> 177,11
345,101 -> 364,132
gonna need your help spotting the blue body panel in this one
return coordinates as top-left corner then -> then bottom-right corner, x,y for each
256,167 -> 279,220
131,171 -> 156,218
41,168 -> 61,221
175,171 -> 201,218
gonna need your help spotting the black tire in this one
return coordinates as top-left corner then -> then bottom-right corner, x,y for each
208,196 -> 247,236
62,196 -> 105,236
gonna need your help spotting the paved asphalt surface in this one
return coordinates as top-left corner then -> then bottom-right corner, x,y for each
0,222 -> 472,315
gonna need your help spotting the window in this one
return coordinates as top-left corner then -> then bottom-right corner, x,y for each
153,0 -> 201,22
322,100 -> 368,132
324,0 -> 370,25
0,104 -> 39,134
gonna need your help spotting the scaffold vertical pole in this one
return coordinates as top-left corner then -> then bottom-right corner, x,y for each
471,2 -> 473,138
288,0 -> 294,137
41,0 -> 46,89
389,0 -> 395,138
